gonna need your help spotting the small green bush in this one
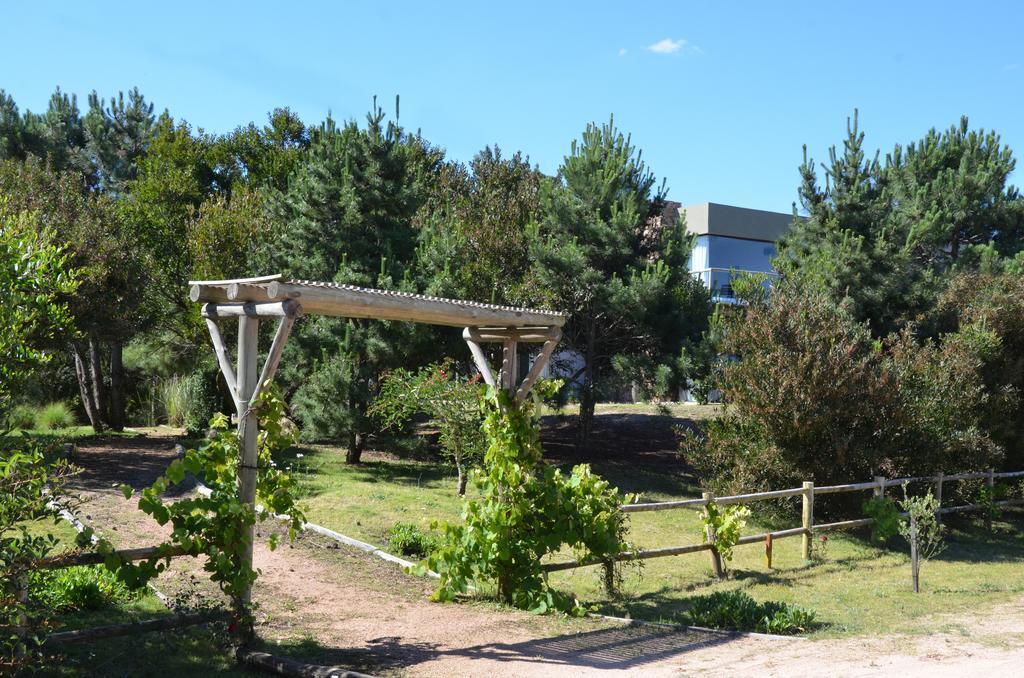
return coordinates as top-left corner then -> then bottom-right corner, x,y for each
33,402 -> 76,430
6,403 -> 36,430
184,363 -> 222,437
30,565 -> 140,612
684,590 -> 817,635
387,522 -> 441,558
863,496 -> 901,542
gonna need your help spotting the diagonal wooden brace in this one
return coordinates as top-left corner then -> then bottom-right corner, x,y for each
203,300 -> 302,415
515,327 -> 561,401
462,326 -> 561,400
462,328 -> 497,388
247,312 -> 296,408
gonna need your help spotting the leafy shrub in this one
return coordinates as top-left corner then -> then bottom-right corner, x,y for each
113,389 -> 305,632
184,363 -> 222,437
685,282 -> 1001,503
684,590 -> 817,635
6,404 -> 36,430
898,489 -> 945,593
428,383 -> 633,615
386,523 -> 441,558
1,437 -> 77,664
978,483 -> 1009,523
936,272 -> 1024,469
33,402 -> 76,430
371,360 -> 484,495
30,565 -> 140,612
863,496 -> 901,542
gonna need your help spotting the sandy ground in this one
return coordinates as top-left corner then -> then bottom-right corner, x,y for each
66,434 -> 1024,677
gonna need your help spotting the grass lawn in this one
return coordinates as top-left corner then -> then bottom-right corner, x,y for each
280,422 -> 1024,639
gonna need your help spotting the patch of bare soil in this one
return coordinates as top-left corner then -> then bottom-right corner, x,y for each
69,436 -> 1024,677
540,412 -> 695,472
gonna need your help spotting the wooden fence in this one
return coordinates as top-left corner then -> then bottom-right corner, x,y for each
541,468 -> 1024,583
11,544 -> 205,657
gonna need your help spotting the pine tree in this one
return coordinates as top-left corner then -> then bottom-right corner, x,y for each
266,103 -> 443,463
527,117 -> 707,444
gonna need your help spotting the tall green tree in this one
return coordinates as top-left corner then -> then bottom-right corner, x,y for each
777,111 -> 1024,336
0,159 -> 150,430
527,117 -> 706,443
81,87 -> 157,193
266,104 -> 443,463
0,208 -> 78,420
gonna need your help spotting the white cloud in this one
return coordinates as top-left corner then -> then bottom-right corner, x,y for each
648,38 -> 685,54
618,47 -> 628,57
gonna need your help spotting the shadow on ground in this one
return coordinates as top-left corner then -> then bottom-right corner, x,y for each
270,623 -> 738,675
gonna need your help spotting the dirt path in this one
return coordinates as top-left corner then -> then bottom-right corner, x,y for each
68,436 -> 1024,677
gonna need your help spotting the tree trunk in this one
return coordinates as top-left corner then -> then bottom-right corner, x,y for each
345,431 -> 364,464
88,333 -> 108,426
457,464 -> 468,496
71,343 -> 104,432
576,320 -> 597,449
108,341 -> 125,432
910,516 -> 920,593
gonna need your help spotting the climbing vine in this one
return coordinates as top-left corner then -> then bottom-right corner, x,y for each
698,501 -> 749,570
426,383 -> 634,615
111,389 -> 305,618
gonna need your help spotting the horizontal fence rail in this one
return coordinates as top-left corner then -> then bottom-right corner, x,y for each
14,542 -> 196,655
543,467 -> 1024,578
33,544 -> 191,570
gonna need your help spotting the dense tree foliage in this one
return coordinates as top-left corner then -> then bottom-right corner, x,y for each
0,209 -> 77,418
686,282 -> 1000,496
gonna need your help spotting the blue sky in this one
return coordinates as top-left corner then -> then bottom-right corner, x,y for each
2,1 -> 1022,212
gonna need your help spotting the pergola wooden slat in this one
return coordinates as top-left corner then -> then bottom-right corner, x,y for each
187,274 -> 565,610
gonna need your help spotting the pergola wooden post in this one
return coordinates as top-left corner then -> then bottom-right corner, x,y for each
189,275 -> 564,613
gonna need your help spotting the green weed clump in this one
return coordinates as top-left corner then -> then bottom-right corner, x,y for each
30,565 -> 141,612
33,402 -> 76,430
683,590 -> 817,635
386,522 -> 441,558
159,376 -> 193,428
6,404 -> 36,430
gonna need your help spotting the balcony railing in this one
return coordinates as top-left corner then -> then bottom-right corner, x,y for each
690,267 -> 779,301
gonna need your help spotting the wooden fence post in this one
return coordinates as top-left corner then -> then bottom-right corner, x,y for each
702,492 -> 724,578
873,476 -> 887,499
602,561 -> 615,597
986,468 -> 996,531
934,472 -> 944,525
801,482 -> 814,560
909,515 -> 920,593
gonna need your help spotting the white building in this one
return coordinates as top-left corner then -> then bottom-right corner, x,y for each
680,202 -> 794,301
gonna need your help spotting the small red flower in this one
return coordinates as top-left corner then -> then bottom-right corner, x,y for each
821,535 -> 828,542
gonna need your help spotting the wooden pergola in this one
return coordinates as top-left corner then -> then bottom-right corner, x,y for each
188,274 -> 565,605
